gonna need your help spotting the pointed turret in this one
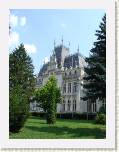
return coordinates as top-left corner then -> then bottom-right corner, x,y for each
61,36 -> 63,46
77,44 -> 79,54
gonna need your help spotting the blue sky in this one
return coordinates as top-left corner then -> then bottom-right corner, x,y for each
10,9 -> 105,75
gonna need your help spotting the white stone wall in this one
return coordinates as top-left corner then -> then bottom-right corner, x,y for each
30,49 -> 102,113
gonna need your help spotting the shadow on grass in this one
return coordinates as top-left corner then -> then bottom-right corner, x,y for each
25,125 -> 106,139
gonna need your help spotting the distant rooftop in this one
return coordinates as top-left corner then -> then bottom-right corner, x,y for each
38,43 -> 85,76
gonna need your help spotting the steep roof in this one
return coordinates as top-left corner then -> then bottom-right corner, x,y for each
63,53 -> 79,69
38,63 -> 48,76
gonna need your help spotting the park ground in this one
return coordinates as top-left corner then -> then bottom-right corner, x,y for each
10,116 -> 106,139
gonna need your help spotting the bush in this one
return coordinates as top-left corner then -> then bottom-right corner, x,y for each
95,114 -> 106,125
30,112 -> 96,120
98,106 -> 106,114
31,112 -> 46,118
9,86 -> 29,133
57,112 -> 96,120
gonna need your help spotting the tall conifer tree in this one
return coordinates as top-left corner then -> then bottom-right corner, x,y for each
9,44 -> 35,132
82,14 -> 106,103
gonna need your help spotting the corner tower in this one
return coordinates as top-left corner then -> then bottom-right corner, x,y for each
54,38 -> 69,68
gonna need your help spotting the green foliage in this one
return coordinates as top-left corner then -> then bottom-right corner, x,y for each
9,85 -> 29,132
57,112 -> 96,120
30,112 -> 46,118
30,112 -> 96,120
82,15 -> 106,102
9,44 -> 35,98
98,106 -> 106,114
34,86 -> 48,112
34,75 -> 61,124
9,44 -> 35,132
95,114 -> 106,125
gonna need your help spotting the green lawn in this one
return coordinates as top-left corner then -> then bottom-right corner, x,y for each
10,116 -> 106,139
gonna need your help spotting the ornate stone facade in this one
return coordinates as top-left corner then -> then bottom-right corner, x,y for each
30,42 -> 102,113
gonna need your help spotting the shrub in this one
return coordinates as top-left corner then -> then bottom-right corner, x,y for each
31,112 -> 46,118
98,106 -> 106,114
57,112 -> 96,120
95,114 -> 106,125
57,113 -> 73,119
9,86 -> 29,133
30,112 -> 96,120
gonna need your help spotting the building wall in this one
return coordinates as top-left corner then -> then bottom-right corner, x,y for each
30,45 -> 102,114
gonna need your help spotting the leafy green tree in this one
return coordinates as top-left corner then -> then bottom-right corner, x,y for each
34,75 -> 61,124
82,15 -> 106,104
34,85 -> 48,112
9,44 -> 35,132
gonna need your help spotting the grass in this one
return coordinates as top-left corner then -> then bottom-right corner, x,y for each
10,116 -> 106,139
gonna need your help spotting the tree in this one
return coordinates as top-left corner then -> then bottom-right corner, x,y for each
9,85 -> 28,132
34,75 -> 61,124
82,15 -> 106,104
9,44 -> 35,132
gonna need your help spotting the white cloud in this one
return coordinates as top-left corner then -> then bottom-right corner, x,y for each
20,17 -> 26,26
24,44 -> 37,54
9,31 -> 19,47
10,14 -> 27,27
61,23 -> 67,28
10,14 -> 18,27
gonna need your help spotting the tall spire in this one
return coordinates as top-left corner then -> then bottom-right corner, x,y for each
53,40 -> 56,55
61,36 -> 63,46
54,39 -> 56,49
77,44 -> 79,54
68,41 -> 70,48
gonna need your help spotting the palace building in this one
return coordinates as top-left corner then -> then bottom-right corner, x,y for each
30,39 -> 102,113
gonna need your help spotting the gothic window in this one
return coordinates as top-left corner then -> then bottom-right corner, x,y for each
62,100 -> 65,112
73,82 -> 77,93
67,100 -> 71,111
73,100 -> 76,111
69,71 -> 71,75
74,70 -> 77,75
38,79 -> 42,85
32,102 -> 37,111
87,101 -> 92,112
65,72 -> 67,76
92,101 -> 96,112
63,83 -> 66,93
68,83 -> 71,93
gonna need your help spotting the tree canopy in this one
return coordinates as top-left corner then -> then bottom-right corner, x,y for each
34,75 -> 62,124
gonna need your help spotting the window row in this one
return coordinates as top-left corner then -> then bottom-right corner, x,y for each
62,100 -> 76,112
64,70 -> 77,76
63,82 -> 78,93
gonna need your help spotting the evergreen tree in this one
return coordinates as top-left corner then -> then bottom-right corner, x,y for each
9,44 -> 35,132
82,14 -> 106,103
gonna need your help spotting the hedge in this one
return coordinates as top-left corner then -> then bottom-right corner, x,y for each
30,112 -> 96,120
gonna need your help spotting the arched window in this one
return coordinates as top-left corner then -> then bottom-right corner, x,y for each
67,100 -> 71,111
92,101 -> 96,112
62,100 -> 65,112
63,83 -> 66,93
73,100 -> 76,111
73,82 -> 77,93
68,83 -> 71,93
69,71 -> 71,75
74,70 -> 77,75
